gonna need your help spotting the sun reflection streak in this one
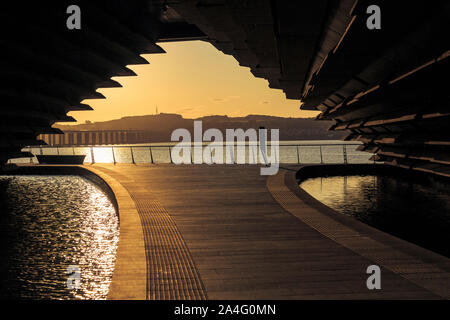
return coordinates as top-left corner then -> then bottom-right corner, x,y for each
92,147 -> 115,163
0,175 -> 119,300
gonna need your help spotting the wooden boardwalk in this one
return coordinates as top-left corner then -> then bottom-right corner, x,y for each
82,164 -> 450,300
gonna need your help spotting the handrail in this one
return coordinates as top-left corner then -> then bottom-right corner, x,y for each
17,142 -> 375,166
26,143 -> 362,148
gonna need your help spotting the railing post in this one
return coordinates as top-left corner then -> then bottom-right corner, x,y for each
210,146 -> 213,164
149,146 -> 153,164
272,145 -> 278,165
260,143 -> 268,166
90,146 -> 95,164
112,146 -> 116,165
343,145 -> 348,164
230,145 -> 235,164
72,147 -> 75,155
130,146 -> 135,164
56,146 -> 60,155
319,145 -> 323,164
250,145 -> 254,164
297,145 -> 300,164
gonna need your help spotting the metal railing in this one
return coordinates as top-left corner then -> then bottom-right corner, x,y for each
11,142 -> 376,165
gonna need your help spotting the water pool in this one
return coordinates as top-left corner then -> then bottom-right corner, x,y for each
0,175 -> 119,299
299,174 -> 450,257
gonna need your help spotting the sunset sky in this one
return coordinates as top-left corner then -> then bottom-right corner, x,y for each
69,41 -> 320,124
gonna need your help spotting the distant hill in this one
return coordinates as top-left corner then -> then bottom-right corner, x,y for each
55,113 -> 346,142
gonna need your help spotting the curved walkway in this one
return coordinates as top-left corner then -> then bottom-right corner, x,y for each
82,164 -> 449,300
268,169 -> 450,299
85,165 -> 207,300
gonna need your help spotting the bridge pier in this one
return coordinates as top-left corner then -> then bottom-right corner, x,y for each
35,130 -> 150,146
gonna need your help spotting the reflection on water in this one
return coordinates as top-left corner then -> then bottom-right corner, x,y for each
300,175 -> 450,257
0,175 -> 119,299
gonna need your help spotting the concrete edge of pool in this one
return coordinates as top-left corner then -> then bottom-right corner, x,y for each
270,165 -> 450,299
1,164 -> 147,300
79,166 -> 147,300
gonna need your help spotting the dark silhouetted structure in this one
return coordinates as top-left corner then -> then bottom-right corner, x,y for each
38,130 -> 151,146
1,1 -> 448,177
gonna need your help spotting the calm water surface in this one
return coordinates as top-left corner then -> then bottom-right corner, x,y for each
300,175 -> 450,257
0,175 -> 119,299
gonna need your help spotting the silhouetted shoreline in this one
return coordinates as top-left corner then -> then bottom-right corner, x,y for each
55,114 -> 346,142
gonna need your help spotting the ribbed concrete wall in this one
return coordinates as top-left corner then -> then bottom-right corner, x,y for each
1,1 -> 448,178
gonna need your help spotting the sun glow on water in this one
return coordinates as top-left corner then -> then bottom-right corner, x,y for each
0,175 -> 119,299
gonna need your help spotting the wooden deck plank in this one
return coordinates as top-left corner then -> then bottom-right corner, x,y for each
83,164 -> 448,300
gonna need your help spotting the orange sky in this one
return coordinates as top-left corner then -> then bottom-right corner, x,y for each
69,41 -> 319,124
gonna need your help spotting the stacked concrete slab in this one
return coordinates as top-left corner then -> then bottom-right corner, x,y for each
169,0 -> 449,178
300,0 -> 450,178
0,1 -> 167,164
168,0 -> 331,99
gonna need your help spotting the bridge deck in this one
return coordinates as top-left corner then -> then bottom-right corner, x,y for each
82,164 -> 450,300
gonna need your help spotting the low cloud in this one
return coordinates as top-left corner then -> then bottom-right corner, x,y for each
176,105 -> 206,116
176,107 -> 194,113
211,95 -> 241,103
